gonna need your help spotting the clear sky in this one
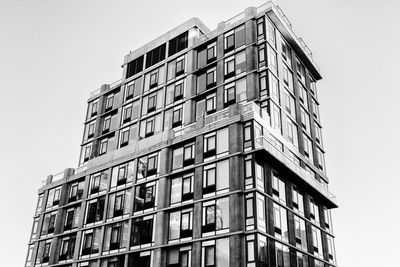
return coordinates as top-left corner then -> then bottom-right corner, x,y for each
0,0 -> 399,266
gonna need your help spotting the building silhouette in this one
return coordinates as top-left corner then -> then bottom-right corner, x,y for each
26,2 -> 338,267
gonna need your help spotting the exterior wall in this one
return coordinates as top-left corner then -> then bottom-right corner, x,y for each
26,3 -> 337,267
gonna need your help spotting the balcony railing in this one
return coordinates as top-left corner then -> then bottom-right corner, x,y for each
255,135 -> 337,204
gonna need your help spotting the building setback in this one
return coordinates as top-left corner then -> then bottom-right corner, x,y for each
26,2 -> 338,267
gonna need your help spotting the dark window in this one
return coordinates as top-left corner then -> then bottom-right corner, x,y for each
206,94 -> 216,114
105,94 -> 114,111
205,246 -> 215,267
168,31 -> 188,56
86,197 -> 105,224
172,108 -> 182,127
128,253 -> 151,267
87,122 -> 95,138
145,119 -> 154,137
146,44 -> 166,68
204,134 -> 216,158
148,94 -> 156,112
206,70 -> 216,88
134,183 -> 156,211
131,218 -> 153,245
99,139 -> 108,155
103,117 -> 111,133
225,33 -> 235,52
123,105 -> 132,122
224,84 -> 236,106
207,46 -> 216,62
150,72 -> 158,88
203,168 -> 216,194
175,58 -> 185,76
126,56 -> 144,79
59,235 -> 76,261
174,83 -> 184,101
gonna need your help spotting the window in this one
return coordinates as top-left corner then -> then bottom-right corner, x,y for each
292,186 -> 304,215
314,123 -> 322,145
206,93 -> 216,114
131,216 -> 154,246
84,143 -> 92,161
89,99 -> 99,118
90,172 -> 108,194
281,38 -> 291,66
272,171 -> 286,204
284,90 -> 295,117
196,68 -> 216,93
294,215 -> 308,251
101,256 -> 125,267
105,94 -> 114,111
36,240 -> 52,264
327,235 -> 336,263
206,68 -> 216,88
224,83 -> 235,105
203,160 -> 229,194
170,173 -> 194,204
258,236 -> 268,266
128,252 -> 152,267
257,194 -> 266,230
168,31 -> 188,56
110,161 -> 134,188
85,197 -> 105,224
59,234 -> 76,261
107,190 -> 131,218
267,20 -> 276,46
150,72 -> 158,88
35,194 -> 43,215
271,102 -> 282,132
309,74 -> 317,96
126,55 -> 144,79
172,143 -> 195,170
134,182 -> 156,212
311,226 -> 323,258
224,51 -> 246,79
296,57 -> 306,83
258,45 -> 266,67
268,46 -> 278,71
64,205 -> 81,231
102,116 -> 111,133
296,252 -> 309,267
68,181 -> 84,202
273,203 -> 288,241
167,247 -> 191,267
197,42 -> 217,68
87,121 -> 95,139
137,153 -> 159,179
202,197 -> 229,233
174,81 -> 184,101
275,242 -> 290,267
311,98 -> 319,120
298,84 -> 309,109
169,209 -> 193,240
146,43 -> 166,68
316,148 -> 325,171
224,25 -> 245,52
286,118 -> 298,147
257,17 -> 265,40
324,207 -> 331,230
41,212 -> 57,236
245,193 -> 255,230
172,106 -> 183,127
46,186 -> 61,209
81,228 -> 101,255
120,128 -> 130,147
175,58 -> 185,76
203,128 -> 229,159
202,238 -> 229,267
302,134 -> 313,162
309,197 -> 320,225
103,221 -> 129,251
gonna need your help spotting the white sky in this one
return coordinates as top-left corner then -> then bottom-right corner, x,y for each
0,0 -> 399,265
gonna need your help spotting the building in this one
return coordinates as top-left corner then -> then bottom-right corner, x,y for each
25,2 -> 338,267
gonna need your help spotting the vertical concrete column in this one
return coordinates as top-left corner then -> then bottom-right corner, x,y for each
192,202 -> 203,239
230,192 -> 244,232
229,156 -> 243,192
229,122 -> 243,154
152,247 -> 166,267
230,235 -> 245,267
191,241 -> 202,267
246,72 -> 258,101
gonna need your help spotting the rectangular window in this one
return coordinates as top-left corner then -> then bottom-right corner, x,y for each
167,247 -> 191,267
134,182 -> 156,212
292,186 -> 304,215
267,20 -> 276,46
46,186 -> 61,209
296,252 -> 309,267
172,106 -> 183,127
174,81 -> 184,101
107,190 -> 131,218
88,99 -> 99,118
294,215 -> 308,251
298,83 -> 309,109
85,197 -> 105,224
103,221 -> 129,251
296,57 -> 306,84
81,228 -> 101,255
86,121 -> 95,139
224,25 -> 245,52
309,198 -> 320,225
312,226 -> 323,258
273,203 -> 288,242
110,161 -> 134,188
126,55 -> 144,79
224,82 -> 235,105
131,216 -> 154,246
171,173 -> 194,204
64,205 -> 80,231
281,38 -> 291,66
302,134 -> 313,162
206,68 -> 216,88
168,31 -> 188,56
41,212 -> 57,236
68,181 -> 84,203
102,116 -> 111,133
119,127 -> 130,147
137,153 -> 159,179
202,238 -> 230,267
197,42 -> 217,69
206,93 -> 216,114
105,94 -> 114,111
169,208 -> 193,240
36,240 -> 52,264
202,197 -> 229,233
90,172 -> 108,194
272,171 -> 286,204
275,242 -> 290,267
284,90 -> 295,117
327,235 -> 336,263
203,128 -> 229,159
203,160 -> 229,195
257,17 -> 265,40
146,43 -> 166,68
59,234 -> 76,261
286,118 -> 298,148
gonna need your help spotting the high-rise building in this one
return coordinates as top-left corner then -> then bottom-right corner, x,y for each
26,2 -> 338,267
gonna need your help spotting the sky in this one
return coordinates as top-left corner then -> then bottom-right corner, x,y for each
0,0 -> 399,265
